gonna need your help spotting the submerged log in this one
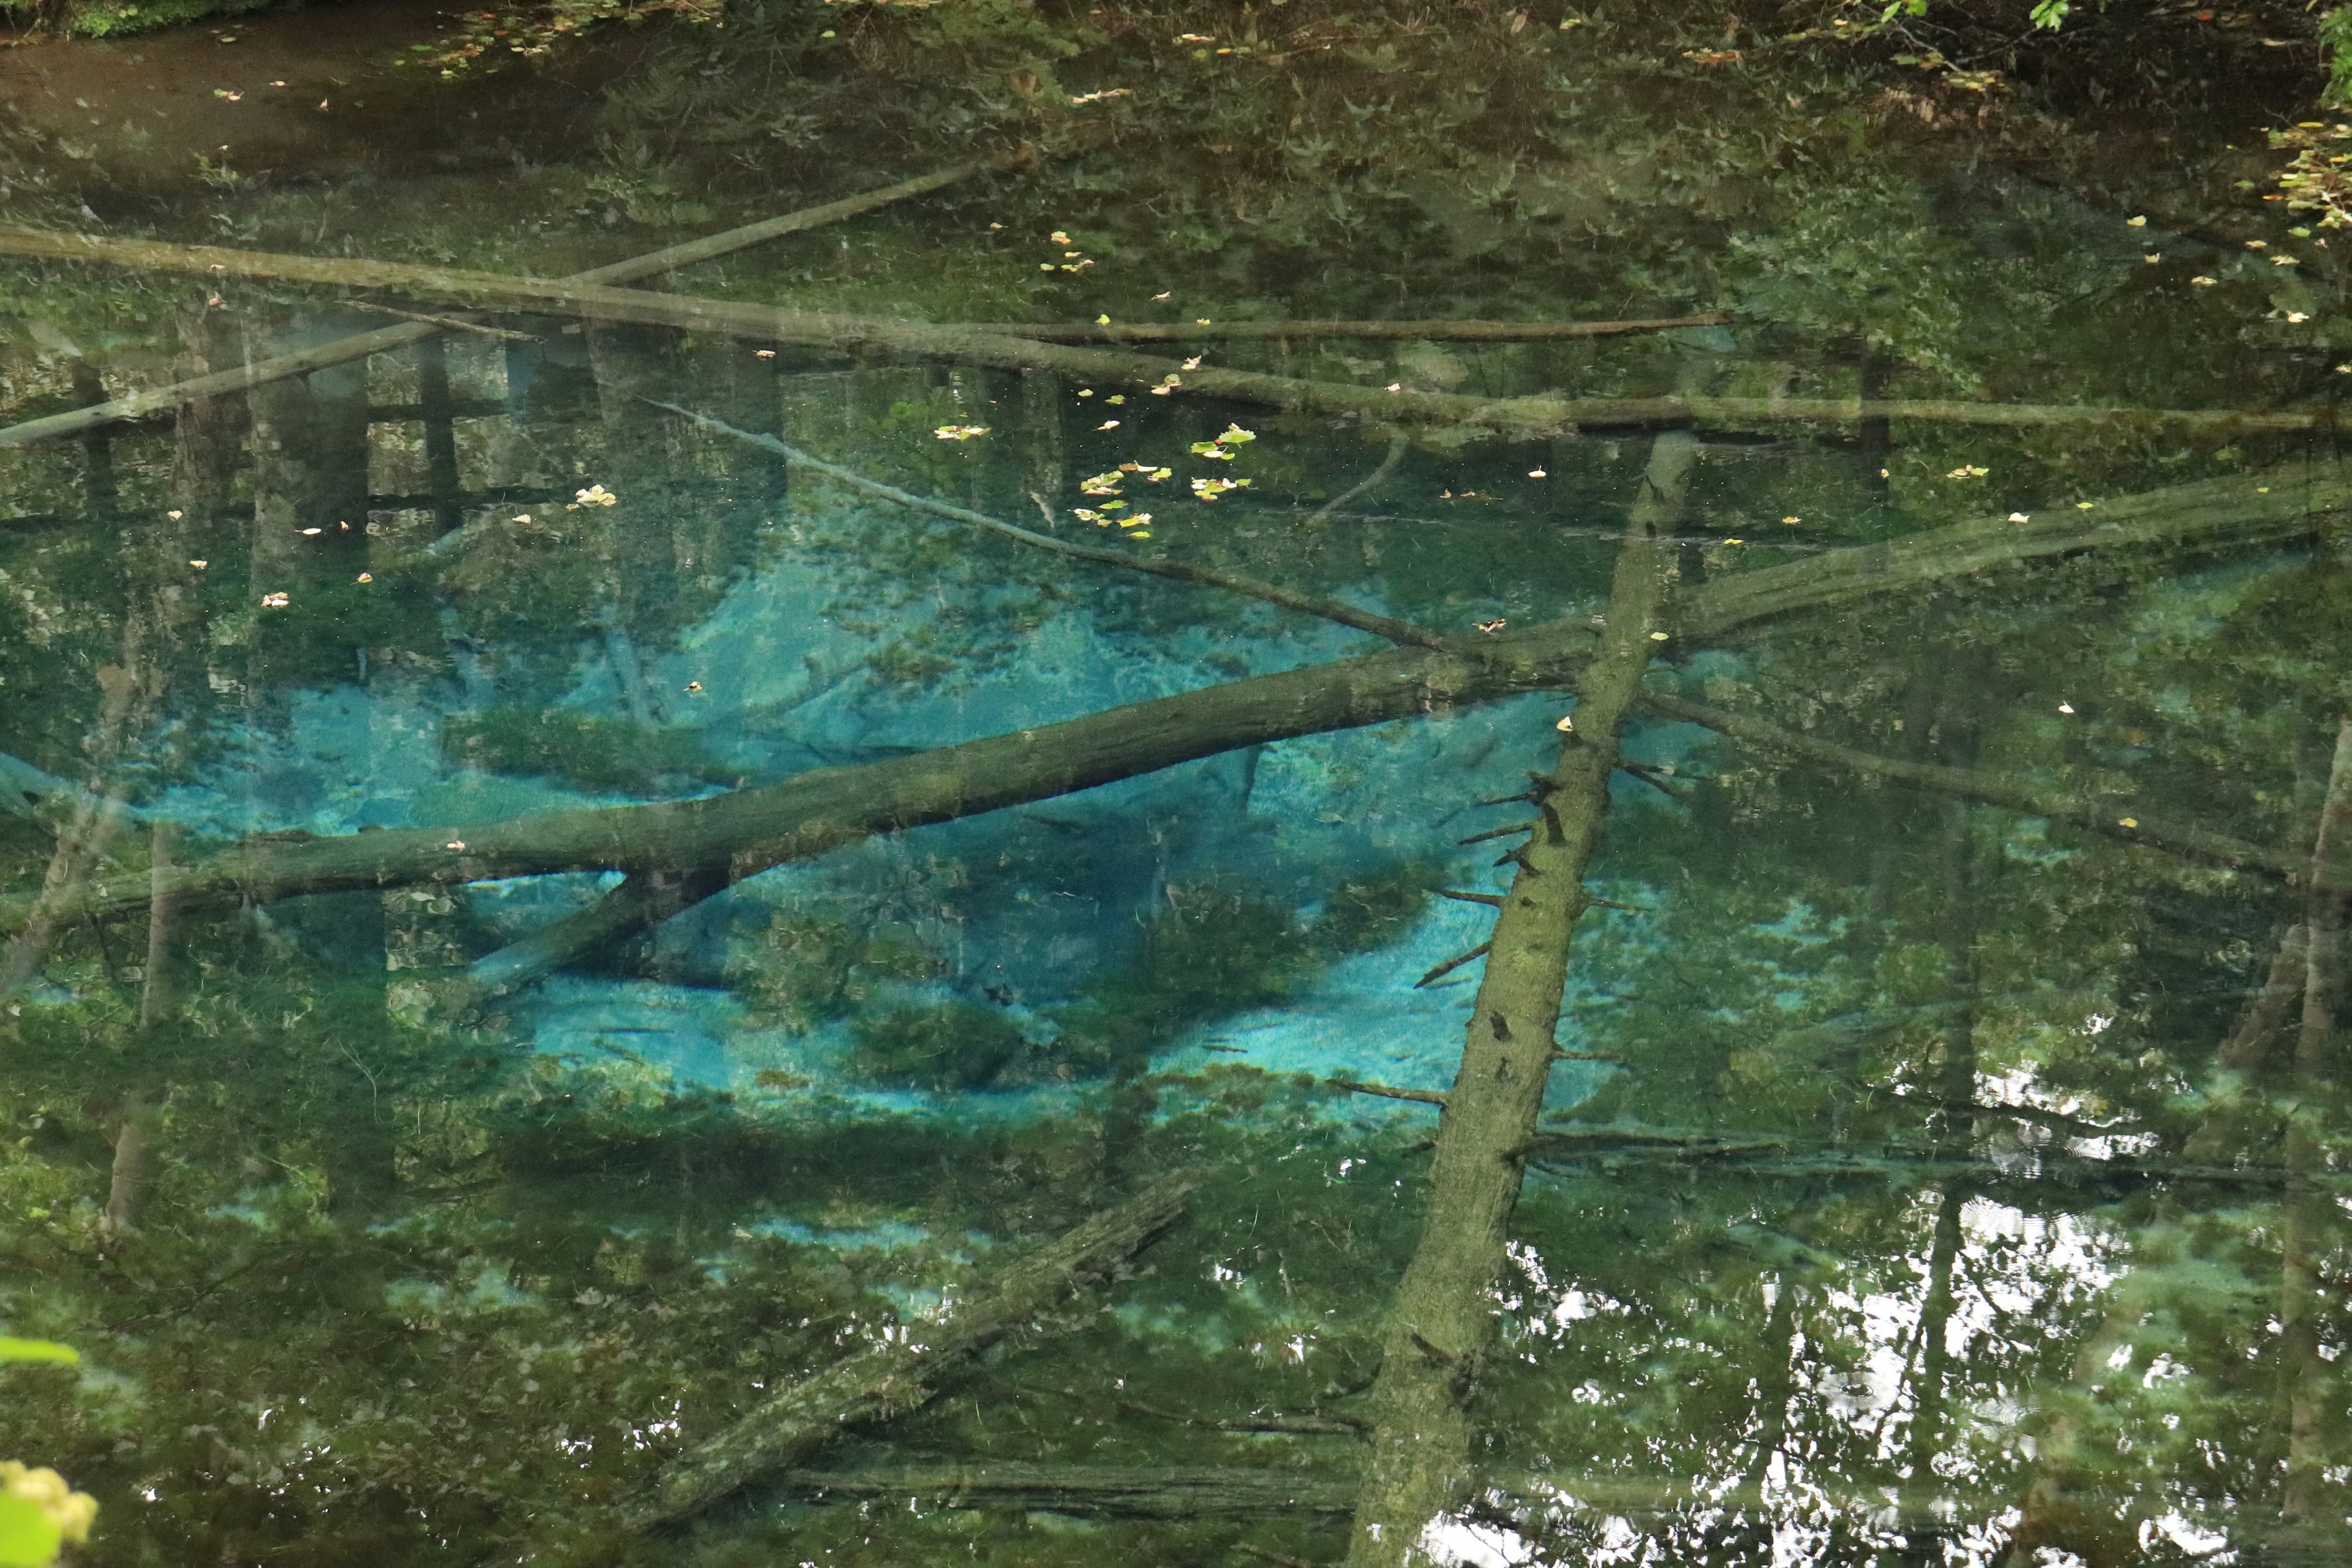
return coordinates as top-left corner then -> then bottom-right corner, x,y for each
0,156 -> 1019,451
3,461 -> 2338,940
1345,432 -> 1695,1568
1639,692 -> 2322,884
971,313 -> 1731,342
627,1172 -> 1196,1530
0,224 -> 2337,439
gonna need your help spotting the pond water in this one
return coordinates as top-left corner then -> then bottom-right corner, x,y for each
0,2 -> 2348,1564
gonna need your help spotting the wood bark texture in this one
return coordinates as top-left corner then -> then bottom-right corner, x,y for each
1343,431 -> 1694,1568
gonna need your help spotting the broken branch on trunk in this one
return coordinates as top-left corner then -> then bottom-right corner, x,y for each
1327,1078 -> 1450,1108
1,225 -> 2339,440
1412,942 -> 1494,989
0,156 -> 1019,450
626,1170 -> 1195,1531
657,400 -> 1453,651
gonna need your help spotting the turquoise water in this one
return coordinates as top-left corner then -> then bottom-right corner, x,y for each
0,2 -> 2348,1562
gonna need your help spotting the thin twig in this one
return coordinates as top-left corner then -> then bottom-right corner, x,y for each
652,399 -> 1454,652
1437,889 -> 1503,907
1310,438 -> 1411,526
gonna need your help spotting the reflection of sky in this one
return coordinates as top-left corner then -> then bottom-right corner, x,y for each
1468,1193 -> 2171,1568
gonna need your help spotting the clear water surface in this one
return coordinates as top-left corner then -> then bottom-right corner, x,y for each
0,2 -> 2347,1563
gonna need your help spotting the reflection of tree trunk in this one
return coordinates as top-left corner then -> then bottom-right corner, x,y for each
140,820 -> 186,1028
414,333 -> 466,538
1881,644 -> 1986,1568
1708,1280 -> 1801,1566
1898,1181 -> 1965,1568
1345,433 -> 1694,1568
100,1088 -> 154,1242
2281,716 -> 2351,1524
589,324 -> 679,726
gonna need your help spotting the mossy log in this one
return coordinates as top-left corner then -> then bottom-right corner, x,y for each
0,157 -> 1016,451
4,462 -> 2341,940
0,224 -> 2337,439
1343,432 -> 1694,1568
627,1171 -> 1196,1530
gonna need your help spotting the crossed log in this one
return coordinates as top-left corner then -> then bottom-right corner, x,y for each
2,459 -> 2339,954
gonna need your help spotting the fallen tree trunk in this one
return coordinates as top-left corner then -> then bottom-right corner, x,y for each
1346,432 -> 1695,1568
0,156 -> 1017,451
766,1460 -> 2002,1531
970,313 -> 1730,343
627,1172 -> 1196,1530
5,461 -> 2338,938
1674,464 -> 2352,640
0,224 -> 2337,439
1640,692 -> 2323,884
773,1461 -> 1355,1518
